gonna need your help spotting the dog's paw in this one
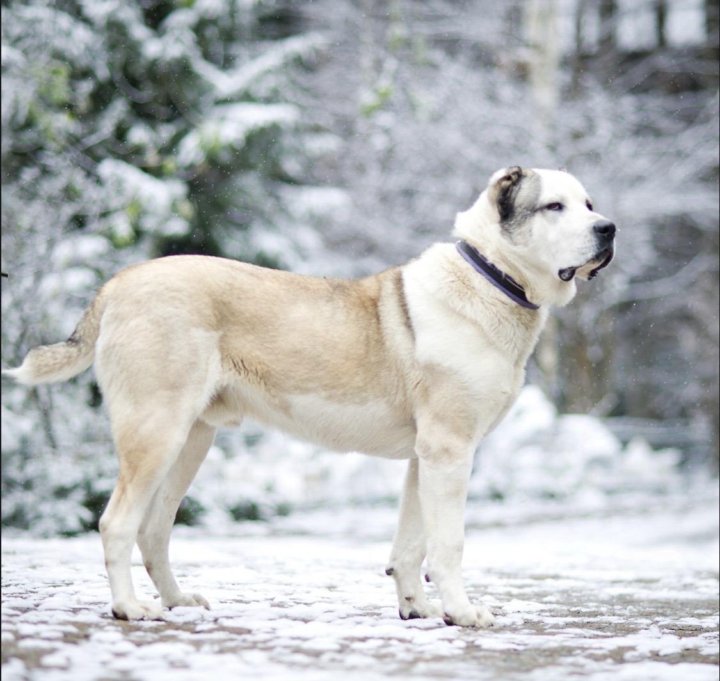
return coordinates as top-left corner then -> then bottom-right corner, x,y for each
399,597 -> 443,621
443,604 -> 495,628
163,592 -> 210,610
111,599 -> 165,621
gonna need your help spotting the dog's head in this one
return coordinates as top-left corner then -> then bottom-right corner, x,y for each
454,166 -> 616,306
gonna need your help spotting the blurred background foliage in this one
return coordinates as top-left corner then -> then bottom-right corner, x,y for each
1,0 -> 718,534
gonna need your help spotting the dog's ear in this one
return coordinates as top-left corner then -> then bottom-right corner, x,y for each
488,166 -> 525,222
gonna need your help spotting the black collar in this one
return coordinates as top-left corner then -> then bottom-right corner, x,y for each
455,240 -> 540,310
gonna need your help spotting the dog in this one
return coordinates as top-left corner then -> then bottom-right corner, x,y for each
4,167 -> 615,627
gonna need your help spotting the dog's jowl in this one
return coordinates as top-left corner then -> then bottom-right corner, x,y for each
5,167 -> 616,626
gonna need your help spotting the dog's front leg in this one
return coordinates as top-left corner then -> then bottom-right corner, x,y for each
386,457 -> 443,620
415,428 -> 494,628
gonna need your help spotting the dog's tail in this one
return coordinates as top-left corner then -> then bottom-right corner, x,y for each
3,288 -> 108,386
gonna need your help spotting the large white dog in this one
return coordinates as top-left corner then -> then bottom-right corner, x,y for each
5,167 -> 615,627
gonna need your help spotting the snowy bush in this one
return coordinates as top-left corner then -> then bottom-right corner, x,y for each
469,386 -> 684,503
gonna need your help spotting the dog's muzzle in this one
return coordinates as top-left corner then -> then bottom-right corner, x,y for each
559,220 -> 617,282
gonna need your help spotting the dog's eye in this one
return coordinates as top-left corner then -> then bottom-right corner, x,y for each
586,200 -> 594,211
545,202 -> 564,211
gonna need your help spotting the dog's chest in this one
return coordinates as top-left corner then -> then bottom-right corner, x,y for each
409,299 -> 537,395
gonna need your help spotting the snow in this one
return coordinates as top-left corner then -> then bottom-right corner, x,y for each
50,236 -> 110,270
662,0 -> 707,47
206,34 -> 327,100
471,386 -> 685,502
96,159 -> 189,238
176,103 -> 299,167
5,5 -> 102,70
2,492 -> 717,680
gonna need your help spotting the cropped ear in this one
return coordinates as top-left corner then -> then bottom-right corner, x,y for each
488,166 -> 525,222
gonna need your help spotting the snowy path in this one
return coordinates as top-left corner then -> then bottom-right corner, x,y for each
2,495 -> 718,681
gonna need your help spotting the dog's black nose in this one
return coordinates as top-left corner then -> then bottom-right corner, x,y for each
593,220 -> 616,239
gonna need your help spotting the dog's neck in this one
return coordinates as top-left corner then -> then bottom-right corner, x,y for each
459,238 -> 577,309
455,240 -> 539,310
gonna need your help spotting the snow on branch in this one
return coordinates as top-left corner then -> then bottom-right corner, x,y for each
176,103 -> 299,167
205,34 -> 328,101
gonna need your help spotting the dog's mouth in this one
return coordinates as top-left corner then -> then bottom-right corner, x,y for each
558,246 -> 615,282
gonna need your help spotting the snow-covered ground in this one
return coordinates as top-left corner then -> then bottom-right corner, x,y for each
2,490 -> 718,681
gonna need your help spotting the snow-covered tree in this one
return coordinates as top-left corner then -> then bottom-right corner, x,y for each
1,0 -> 326,533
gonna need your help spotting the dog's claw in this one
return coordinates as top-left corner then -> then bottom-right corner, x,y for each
399,608 -> 422,620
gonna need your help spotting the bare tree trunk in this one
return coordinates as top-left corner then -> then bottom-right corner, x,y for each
598,0 -> 617,56
707,0 -> 720,44
571,0 -> 590,95
655,0 -> 668,48
524,0 -> 559,147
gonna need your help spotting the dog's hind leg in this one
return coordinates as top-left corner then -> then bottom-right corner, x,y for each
137,419 -> 216,610
99,412 -> 196,621
386,458 -> 442,620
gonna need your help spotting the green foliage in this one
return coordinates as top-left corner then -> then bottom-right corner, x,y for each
175,496 -> 206,527
229,501 -> 264,522
37,61 -> 72,107
78,486 -> 112,534
361,82 -> 394,117
228,500 -> 293,522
